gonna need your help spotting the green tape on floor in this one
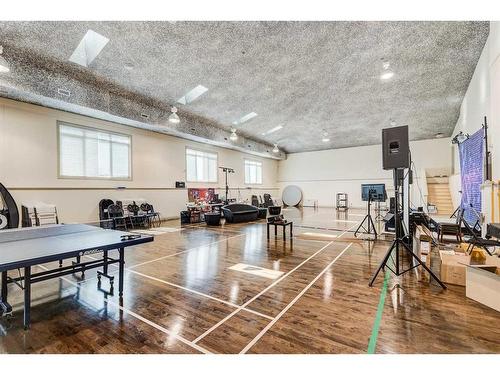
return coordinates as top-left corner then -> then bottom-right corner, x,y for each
367,270 -> 389,354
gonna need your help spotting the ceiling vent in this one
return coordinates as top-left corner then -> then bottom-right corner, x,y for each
57,88 -> 71,97
69,30 -> 109,68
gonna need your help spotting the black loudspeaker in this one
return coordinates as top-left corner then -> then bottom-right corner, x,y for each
382,125 -> 410,170
175,181 -> 186,188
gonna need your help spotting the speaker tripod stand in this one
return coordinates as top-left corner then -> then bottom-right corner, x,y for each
354,194 -> 377,240
369,169 -> 446,289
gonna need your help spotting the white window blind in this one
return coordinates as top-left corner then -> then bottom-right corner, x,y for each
59,123 -> 131,179
186,148 -> 218,182
245,159 -> 263,184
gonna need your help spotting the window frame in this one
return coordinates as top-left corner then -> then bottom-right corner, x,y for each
244,158 -> 263,185
57,121 -> 133,181
185,146 -> 219,183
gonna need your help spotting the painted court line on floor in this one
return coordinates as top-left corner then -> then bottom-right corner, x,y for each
192,221 -> 360,344
240,242 -> 354,353
367,270 -> 390,354
128,232 -> 247,269
36,264 -> 211,354
128,269 -> 274,320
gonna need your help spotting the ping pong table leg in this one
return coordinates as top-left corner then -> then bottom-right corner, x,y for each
0,271 -> 12,316
118,248 -> 124,298
23,266 -> 31,329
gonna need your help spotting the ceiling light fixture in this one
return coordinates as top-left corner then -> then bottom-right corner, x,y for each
230,128 -> 238,141
0,46 -> 10,73
69,30 -> 109,68
168,106 -> 180,124
272,144 -> 280,153
435,132 -> 444,138
262,125 -> 283,136
177,85 -> 209,105
321,131 -> 330,143
451,131 -> 469,144
390,119 -> 396,127
233,112 -> 258,126
380,60 -> 394,81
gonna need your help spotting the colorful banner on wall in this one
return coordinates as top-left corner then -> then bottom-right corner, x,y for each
459,128 -> 484,225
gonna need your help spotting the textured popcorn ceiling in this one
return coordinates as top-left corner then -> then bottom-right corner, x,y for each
0,21 -> 489,154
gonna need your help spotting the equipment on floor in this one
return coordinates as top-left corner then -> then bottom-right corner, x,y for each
282,185 -> 302,207
219,166 -> 235,204
0,183 -> 19,230
263,193 -> 275,208
336,192 -> 348,211
355,184 -> 386,240
21,203 -> 59,227
0,224 -> 153,329
99,199 -> 115,226
370,126 -> 446,289
382,125 -> 410,170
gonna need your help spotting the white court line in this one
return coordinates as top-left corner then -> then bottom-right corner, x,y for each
128,233 -> 246,269
83,254 -> 274,321
36,264 -> 211,354
240,242 -> 353,354
191,220 -> 360,344
128,269 -> 274,321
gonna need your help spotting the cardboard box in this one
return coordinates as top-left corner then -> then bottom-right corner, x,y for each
439,250 -> 470,286
466,264 -> 500,312
439,250 -> 500,287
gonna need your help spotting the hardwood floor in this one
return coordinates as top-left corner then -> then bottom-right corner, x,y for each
1,207 -> 499,354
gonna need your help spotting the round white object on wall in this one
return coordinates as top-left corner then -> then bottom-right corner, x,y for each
282,185 -> 303,207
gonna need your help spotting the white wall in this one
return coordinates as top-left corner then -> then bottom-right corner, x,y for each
449,22 -> 500,223
0,98 -> 279,224
278,137 -> 453,209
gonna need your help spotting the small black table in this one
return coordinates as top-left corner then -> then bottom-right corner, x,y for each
267,221 -> 293,240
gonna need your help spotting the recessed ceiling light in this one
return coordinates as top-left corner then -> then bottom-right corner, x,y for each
390,119 -> 396,126
435,132 -> 444,138
124,63 -> 134,71
262,125 -> 283,136
233,112 -> 257,126
321,130 -> 330,143
380,60 -> 394,81
177,85 -> 208,105
272,144 -> 280,153
168,106 -> 180,124
0,46 -> 10,73
380,71 -> 394,80
69,30 -> 109,68
229,128 -> 238,141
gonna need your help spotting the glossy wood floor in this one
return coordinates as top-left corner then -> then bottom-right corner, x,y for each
0,207 -> 499,354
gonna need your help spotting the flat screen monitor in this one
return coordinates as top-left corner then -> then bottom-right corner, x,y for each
361,184 -> 387,202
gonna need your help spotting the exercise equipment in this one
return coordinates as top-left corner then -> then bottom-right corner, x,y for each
0,182 -> 19,229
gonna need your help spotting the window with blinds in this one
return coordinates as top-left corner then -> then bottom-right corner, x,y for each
186,148 -> 218,182
58,123 -> 131,179
244,159 -> 263,184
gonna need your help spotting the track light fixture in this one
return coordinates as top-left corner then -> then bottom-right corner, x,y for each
272,144 -> 280,153
0,46 -> 10,73
168,106 -> 180,124
451,131 -> 469,144
230,128 -> 238,141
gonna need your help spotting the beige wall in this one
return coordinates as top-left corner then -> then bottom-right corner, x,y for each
0,98 -> 279,224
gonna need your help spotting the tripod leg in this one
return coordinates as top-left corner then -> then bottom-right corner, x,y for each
354,215 -> 369,237
401,241 -> 447,289
369,241 -> 396,286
